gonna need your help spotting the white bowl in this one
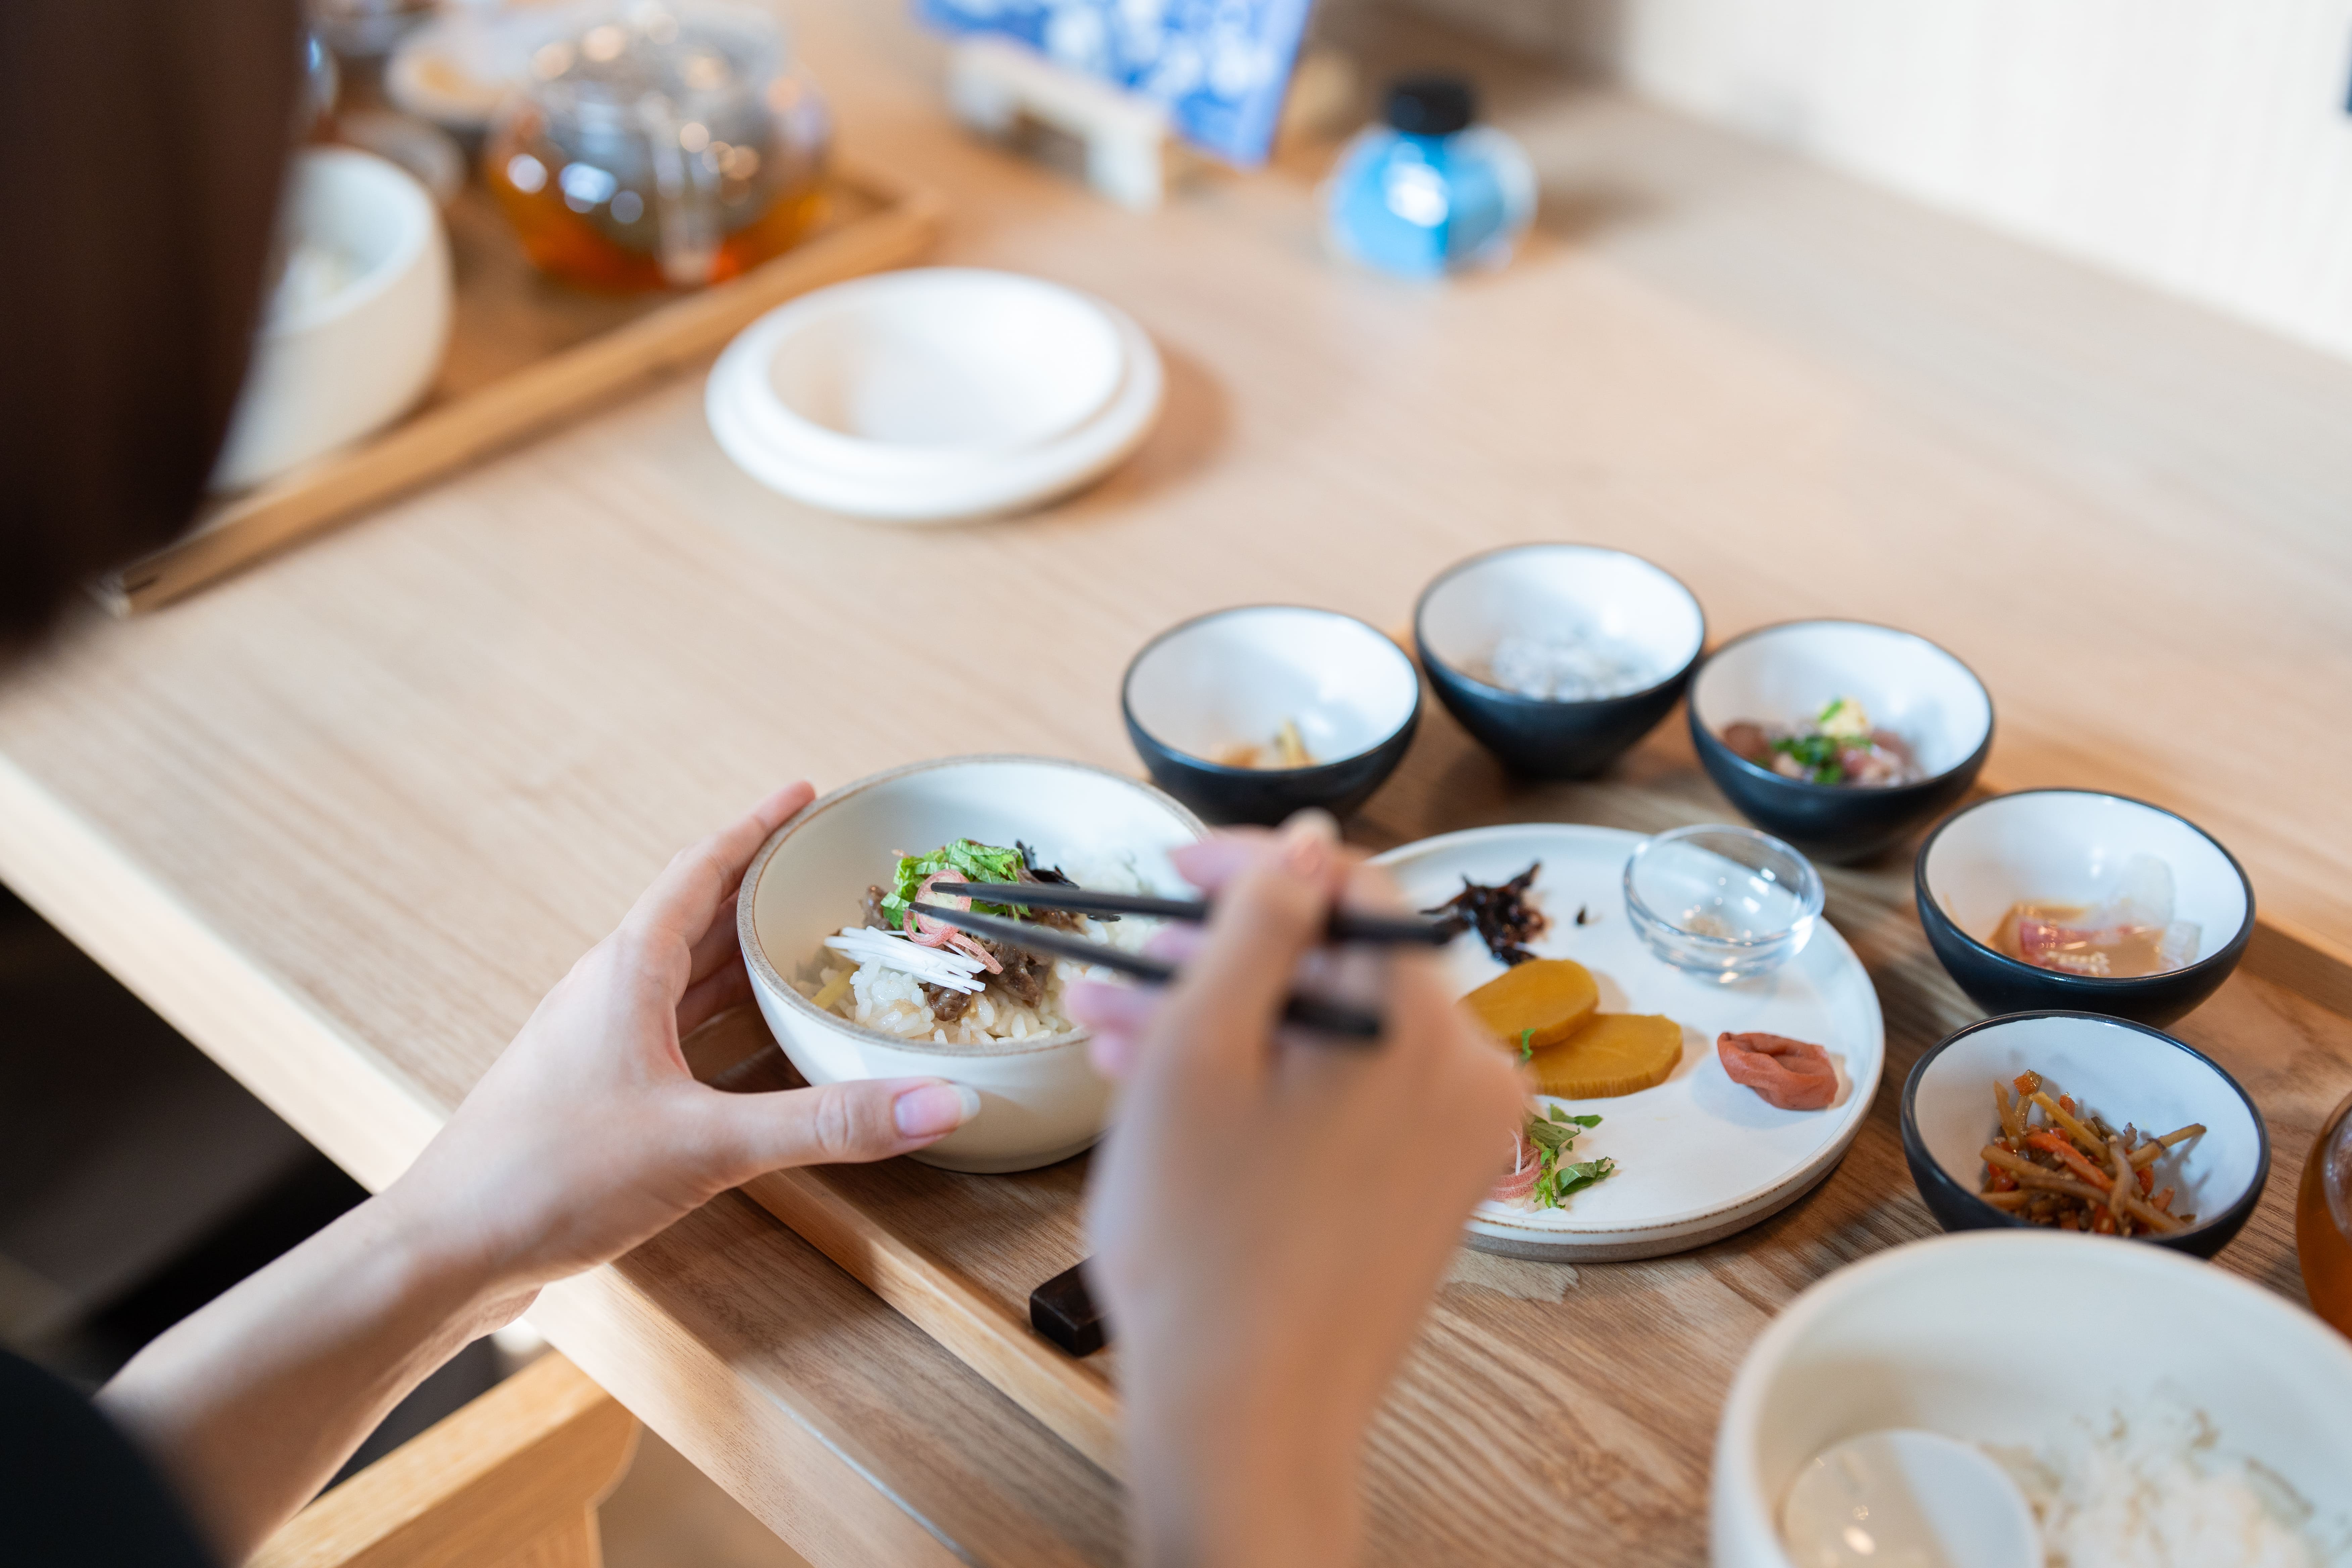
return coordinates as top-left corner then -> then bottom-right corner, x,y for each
737,756 -> 1205,1172
1920,791 -> 2251,956
1901,1012 -> 2269,1255
706,268 -> 1164,522
1416,542 -> 1707,692
1123,605 -> 1422,770
1121,605 -> 1425,826
1915,790 -> 2255,1025
1692,621 -> 1993,781
1712,1231 -> 2352,1568
212,147 -> 451,490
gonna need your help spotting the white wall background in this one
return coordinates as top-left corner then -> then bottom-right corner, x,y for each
1407,0 -> 2352,362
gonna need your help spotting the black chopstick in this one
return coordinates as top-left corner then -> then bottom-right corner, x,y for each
930,882 -> 1449,947
904,901 -> 1384,1041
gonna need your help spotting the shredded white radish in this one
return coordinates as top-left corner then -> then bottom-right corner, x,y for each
823,927 -> 986,992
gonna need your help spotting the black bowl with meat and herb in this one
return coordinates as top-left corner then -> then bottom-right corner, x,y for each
1688,620 -> 1993,865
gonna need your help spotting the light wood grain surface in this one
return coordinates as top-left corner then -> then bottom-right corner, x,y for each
1,0 -> 2349,1561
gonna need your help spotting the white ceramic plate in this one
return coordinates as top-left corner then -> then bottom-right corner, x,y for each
1374,824 -> 1884,1260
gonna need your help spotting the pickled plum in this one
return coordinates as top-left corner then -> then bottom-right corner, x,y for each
1717,1030 -> 1838,1111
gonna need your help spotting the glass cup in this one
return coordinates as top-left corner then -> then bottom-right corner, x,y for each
2299,1087 -> 2352,1340
1623,824 -> 1824,982
485,1 -> 829,291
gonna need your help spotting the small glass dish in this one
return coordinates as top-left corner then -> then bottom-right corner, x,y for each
1623,824 -> 1823,982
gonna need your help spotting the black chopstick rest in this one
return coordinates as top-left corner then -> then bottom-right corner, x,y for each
1031,1260 -> 1108,1357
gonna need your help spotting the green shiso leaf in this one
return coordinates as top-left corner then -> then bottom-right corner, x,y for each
881,840 -> 1027,925
1551,1157 -> 1617,1200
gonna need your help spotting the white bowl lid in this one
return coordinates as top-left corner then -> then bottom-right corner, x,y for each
707,275 -> 1164,522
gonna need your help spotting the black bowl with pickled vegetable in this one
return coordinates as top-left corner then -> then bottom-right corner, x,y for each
1688,621 -> 1992,865
1122,605 -> 1421,826
1900,1011 -> 2268,1260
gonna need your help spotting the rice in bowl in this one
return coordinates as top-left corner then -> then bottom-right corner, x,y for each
793,840 -> 1154,1047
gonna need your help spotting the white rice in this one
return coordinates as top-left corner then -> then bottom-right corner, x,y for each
793,851 -> 1155,1047
1479,630 -> 1659,701
1983,1390 -> 2346,1568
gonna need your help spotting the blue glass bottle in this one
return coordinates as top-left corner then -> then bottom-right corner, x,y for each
1324,75 -> 1535,279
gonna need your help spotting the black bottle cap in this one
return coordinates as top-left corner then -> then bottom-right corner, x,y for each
1384,74 -> 1475,137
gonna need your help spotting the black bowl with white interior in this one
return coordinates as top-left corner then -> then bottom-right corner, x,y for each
1121,605 -> 1422,826
1915,789 -> 2254,1028
1413,543 -> 1705,779
1901,1011 -> 2268,1259
1688,620 -> 1992,865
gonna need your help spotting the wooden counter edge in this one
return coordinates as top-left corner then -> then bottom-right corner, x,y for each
0,752 -> 442,1192
741,1167 -> 1127,1479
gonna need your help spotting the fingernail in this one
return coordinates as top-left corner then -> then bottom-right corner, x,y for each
893,1082 -> 981,1139
1278,809 -> 1338,877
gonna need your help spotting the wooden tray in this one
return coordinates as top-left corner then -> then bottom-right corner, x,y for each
691,702 -> 2352,1493
99,158 -> 943,616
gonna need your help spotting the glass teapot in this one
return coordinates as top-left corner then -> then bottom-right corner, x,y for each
486,1 -> 829,291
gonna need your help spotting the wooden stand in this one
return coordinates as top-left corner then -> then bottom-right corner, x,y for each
250,1353 -> 637,1568
948,37 -> 1181,210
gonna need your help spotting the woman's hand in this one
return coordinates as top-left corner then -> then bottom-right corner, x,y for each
1071,815 -> 1523,1568
383,780 -> 979,1301
102,783 -> 976,1560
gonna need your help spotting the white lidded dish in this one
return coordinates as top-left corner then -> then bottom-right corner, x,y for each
706,267 -> 1164,522
212,147 -> 452,491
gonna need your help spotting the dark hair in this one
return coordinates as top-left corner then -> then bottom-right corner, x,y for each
0,0 -> 299,649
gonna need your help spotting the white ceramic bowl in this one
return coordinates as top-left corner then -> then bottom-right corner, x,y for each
212,147 -> 451,490
706,268 -> 1164,522
1712,1231 -> 2352,1568
737,756 -> 1205,1172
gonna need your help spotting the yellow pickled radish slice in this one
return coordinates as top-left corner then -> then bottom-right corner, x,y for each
1463,959 -> 1599,1052
1528,1013 -> 1683,1099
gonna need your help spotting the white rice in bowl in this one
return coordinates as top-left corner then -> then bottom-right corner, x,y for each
792,850 -> 1156,1047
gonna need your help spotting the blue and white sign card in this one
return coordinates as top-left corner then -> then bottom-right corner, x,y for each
915,0 -> 1315,166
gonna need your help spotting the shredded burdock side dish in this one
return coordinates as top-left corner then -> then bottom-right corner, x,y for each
1979,1069 -> 2206,1237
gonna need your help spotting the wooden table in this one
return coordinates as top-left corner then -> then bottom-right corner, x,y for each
4,2 -> 2350,1561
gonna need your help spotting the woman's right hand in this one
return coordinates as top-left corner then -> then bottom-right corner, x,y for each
1071,815 -> 1523,1568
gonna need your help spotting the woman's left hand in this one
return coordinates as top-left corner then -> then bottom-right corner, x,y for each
383,781 -> 979,1302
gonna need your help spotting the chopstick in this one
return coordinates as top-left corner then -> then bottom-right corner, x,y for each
904,901 -> 1385,1041
929,882 -> 1449,947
